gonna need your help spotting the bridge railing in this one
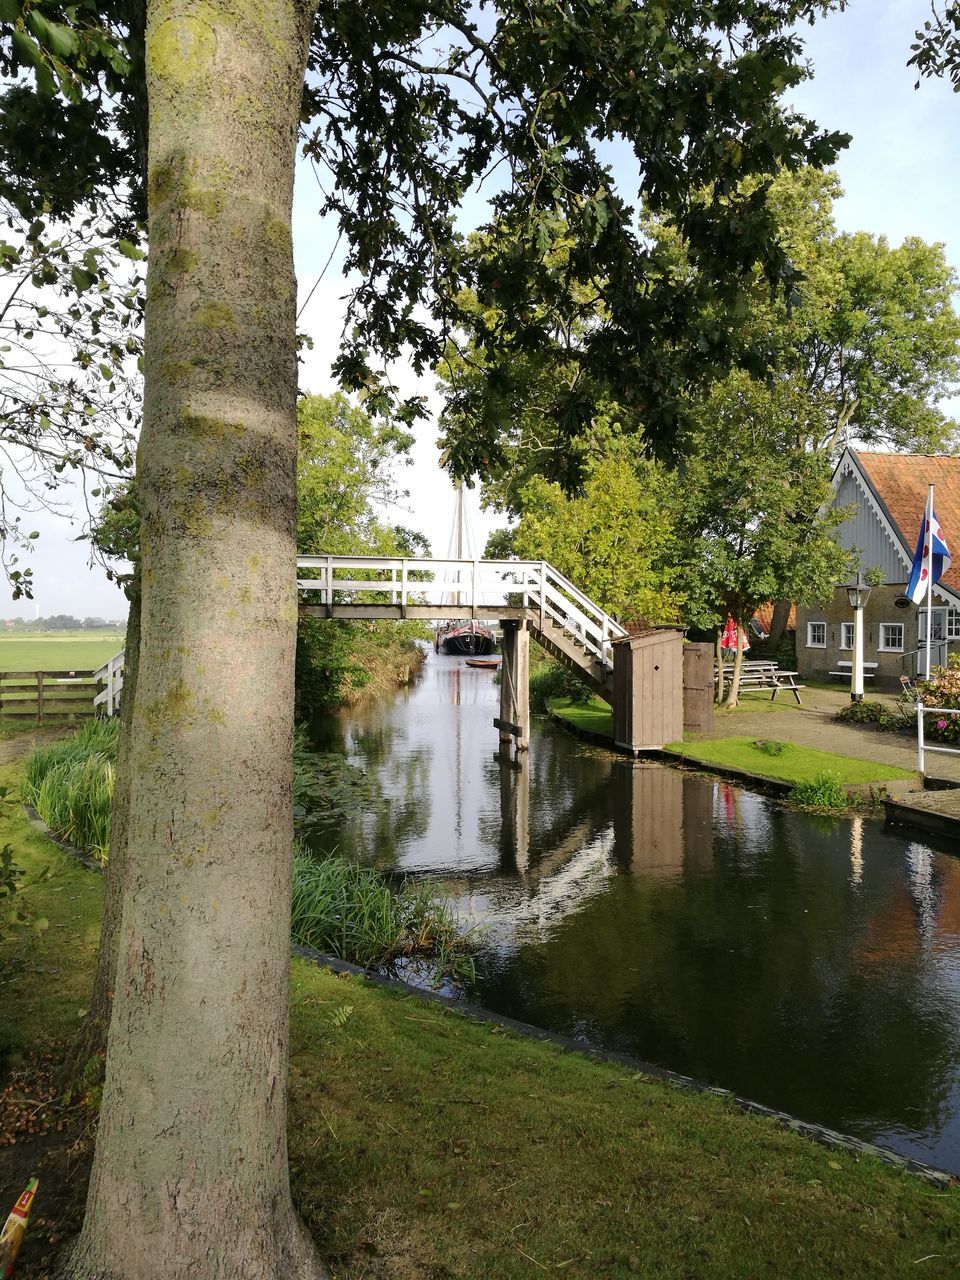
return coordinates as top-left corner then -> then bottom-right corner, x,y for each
296,555 -> 627,668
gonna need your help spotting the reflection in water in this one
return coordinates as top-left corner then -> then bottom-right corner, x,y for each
308,648 -> 960,1173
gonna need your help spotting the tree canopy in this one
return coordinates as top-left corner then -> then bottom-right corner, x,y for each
2,0 -> 850,461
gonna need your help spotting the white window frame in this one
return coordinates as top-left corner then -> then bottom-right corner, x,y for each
879,622 -> 904,653
807,621 -> 826,649
839,622 -> 854,651
948,609 -> 960,641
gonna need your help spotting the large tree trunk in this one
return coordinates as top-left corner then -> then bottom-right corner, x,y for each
767,598 -> 792,651
68,579 -> 141,1085
62,2 -> 323,1277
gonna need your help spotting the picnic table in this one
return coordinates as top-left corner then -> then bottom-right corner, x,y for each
717,659 -> 805,705
828,659 -> 877,680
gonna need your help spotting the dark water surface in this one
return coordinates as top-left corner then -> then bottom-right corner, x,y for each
308,650 -> 960,1173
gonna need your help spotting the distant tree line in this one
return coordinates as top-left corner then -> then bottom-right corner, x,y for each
0,614 -> 125,630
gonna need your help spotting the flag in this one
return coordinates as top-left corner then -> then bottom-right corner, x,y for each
907,494 -> 952,605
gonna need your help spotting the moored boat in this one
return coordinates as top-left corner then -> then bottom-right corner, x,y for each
439,621 -> 496,655
464,657 -> 501,669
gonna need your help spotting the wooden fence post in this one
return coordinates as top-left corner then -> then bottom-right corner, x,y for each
35,671 -> 44,725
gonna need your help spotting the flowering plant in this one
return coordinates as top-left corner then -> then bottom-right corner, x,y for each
916,655 -> 960,743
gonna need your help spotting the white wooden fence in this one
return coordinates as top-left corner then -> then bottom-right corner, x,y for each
94,650 -> 125,717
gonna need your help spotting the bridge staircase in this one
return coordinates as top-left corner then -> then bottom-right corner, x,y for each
533,613 -> 614,700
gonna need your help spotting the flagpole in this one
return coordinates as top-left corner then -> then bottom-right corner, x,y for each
925,483 -> 935,680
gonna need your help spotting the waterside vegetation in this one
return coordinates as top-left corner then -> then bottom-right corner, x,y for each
22,723 -> 473,983
1,788 -> 958,1278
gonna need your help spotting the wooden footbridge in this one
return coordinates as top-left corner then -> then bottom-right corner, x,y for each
97,555 -> 686,753
298,555 -> 627,752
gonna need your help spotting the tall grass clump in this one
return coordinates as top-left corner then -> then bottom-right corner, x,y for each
789,772 -> 849,811
22,716 -> 118,801
291,849 -> 475,983
22,718 -> 118,861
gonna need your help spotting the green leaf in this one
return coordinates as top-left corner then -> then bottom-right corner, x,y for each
70,265 -> 96,292
12,28 -> 43,68
0,0 -> 21,22
118,239 -> 145,261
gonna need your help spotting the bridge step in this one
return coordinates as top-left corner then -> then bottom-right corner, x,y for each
533,617 -> 614,703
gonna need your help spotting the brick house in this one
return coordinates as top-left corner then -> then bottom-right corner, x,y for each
796,449 -> 960,688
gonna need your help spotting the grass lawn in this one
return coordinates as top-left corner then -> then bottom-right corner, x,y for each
2,763 -> 959,1276
549,695 -> 614,737
665,736 -> 917,786
0,631 -> 125,673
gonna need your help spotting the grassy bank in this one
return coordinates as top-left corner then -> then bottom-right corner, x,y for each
0,631 -> 125,672
547,699 -> 918,791
666,737 -> 917,786
549,694 -> 614,736
1,778 -> 959,1278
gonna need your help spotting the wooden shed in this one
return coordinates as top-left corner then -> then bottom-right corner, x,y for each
612,629 -> 684,753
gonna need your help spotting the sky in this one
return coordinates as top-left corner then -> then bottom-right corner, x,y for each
5,0 -> 960,619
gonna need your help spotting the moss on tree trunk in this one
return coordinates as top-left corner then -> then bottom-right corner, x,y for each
61,2 -> 324,1276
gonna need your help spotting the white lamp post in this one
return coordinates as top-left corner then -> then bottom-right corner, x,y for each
846,573 -> 872,703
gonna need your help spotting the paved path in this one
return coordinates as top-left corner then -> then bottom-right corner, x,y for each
0,726 -> 68,766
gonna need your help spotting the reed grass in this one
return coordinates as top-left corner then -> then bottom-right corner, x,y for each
21,721 -> 476,977
21,718 -> 118,862
290,849 -> 475,982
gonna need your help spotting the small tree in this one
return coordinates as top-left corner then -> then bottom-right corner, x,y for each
678,374 -> 853,707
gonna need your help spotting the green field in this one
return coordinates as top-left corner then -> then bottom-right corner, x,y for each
0,630 -> 125,673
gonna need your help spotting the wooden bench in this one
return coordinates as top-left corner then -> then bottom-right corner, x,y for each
717,661 -> 805,704
828,660 -> 878,680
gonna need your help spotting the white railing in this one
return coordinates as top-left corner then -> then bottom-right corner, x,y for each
916,702 -> 960,775
93,650 -> 125,717
296,555 -> 627,668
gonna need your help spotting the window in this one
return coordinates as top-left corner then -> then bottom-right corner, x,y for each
879,623 -> 904,652
949,609 -> 960,640
807,621 -> 826,648
840,622 -> 854,651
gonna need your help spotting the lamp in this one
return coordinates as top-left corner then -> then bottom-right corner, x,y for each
845,572 -> 871,702
846,576 -> 872,610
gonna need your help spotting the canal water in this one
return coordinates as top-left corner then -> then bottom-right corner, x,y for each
306,650 -> 960,1174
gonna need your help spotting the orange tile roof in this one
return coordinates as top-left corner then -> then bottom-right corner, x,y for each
854,451 -> 960,595
752,602 -> 796,632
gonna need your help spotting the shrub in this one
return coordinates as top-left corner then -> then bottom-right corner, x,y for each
529,659 -> 593,711
836,700 -> 903,732
776,631 -> 797,670
789,772 -> 849,810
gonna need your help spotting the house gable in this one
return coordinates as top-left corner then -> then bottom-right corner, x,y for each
831,448 -> 960,610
